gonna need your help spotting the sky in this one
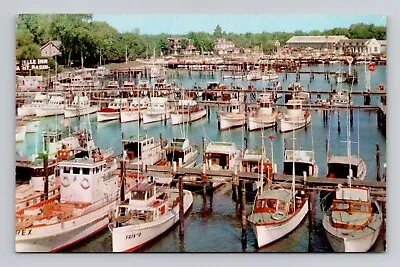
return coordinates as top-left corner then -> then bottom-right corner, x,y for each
92,14 -> 386,35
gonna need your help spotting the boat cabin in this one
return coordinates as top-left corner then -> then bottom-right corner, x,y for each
108,98 -> 129,109
165,138 -> 193,166
59,158 -> 117,204
15,157 -> 58,185
241,149 -> 273,179
331,186 -> 372,230
327,155 -> 365,179
205,142 -> 238,171
123,136 -> 156,160
283,150 -> 316,176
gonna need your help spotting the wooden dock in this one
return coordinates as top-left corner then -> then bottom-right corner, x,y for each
125,163 -> 386,201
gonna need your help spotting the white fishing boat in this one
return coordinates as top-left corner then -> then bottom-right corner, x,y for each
261,69 -> 279,81
36,93 -> 66,117
248,188 -> 309,248
283,150 -> 319,177
97,98 -> 129,122
248,131 -> 308,248
161,138 -> 198,168
240,148 -> 275,192
109,181 -> 193,252
15,157 -> 60,213
247,95 -> 277,131
322,185 -> 382,252
277,99 -> 311,132
17,93 -> 48,117
330,90 -> 353,107
327,156 -> 366,181
120,98 -> 149,123
15,155 -> 125,252
218,98 -> 246,130
247,70 -> 262,81
64,95 -> 98,118
142,97 -> 171,124
170,100 -> 207,125
202,141 -> 240,188
122,135 -> 165,166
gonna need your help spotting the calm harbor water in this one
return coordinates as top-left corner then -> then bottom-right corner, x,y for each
16,64 -> 386,252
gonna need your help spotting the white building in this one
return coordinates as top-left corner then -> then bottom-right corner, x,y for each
214,39 -> 240,55
335,38 -> 385,55
286,36 -> 347,51
40,40 -> 62,58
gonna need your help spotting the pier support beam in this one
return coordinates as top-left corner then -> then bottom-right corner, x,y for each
179,175 -> 184,237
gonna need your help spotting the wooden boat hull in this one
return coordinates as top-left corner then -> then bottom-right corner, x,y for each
64,105 -> 98,119
247,115 -> 276,131
15,197 -> 119,252
250,199 -> 309,248
278,115 -> 311,133
171,109 -> 207,125
322,201 -> 382,252
218,114 -> 246,131
110,190 -> 193,252
97,111 -> 120,122
120,110 -> 141,123
142,112 -> 170,124
36,107 -> 65,117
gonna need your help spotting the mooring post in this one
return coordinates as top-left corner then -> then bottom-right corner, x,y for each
376,144 -> 381,181
240,179 -> 247,246
337,112 -> 341,133
179,175 -> 184,237
350,108 -> 353,128
43,155 -> 49,201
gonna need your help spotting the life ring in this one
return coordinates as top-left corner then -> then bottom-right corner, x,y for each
271,211 -> 285,221
81,177 -> 90,189
368,63 -> 377,72
61,176 -> 70,187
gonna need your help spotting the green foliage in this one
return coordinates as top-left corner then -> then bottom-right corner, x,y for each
180,38 -> 189,50
16,16 -> 387,66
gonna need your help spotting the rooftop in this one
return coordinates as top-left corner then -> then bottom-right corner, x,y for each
286,35 -> 347,44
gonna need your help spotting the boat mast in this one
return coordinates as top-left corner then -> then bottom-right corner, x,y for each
292,128 -> 296,212
260,129 -> 265,194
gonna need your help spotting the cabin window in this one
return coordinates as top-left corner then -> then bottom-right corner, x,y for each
335,203 -> 349,210
277,201 -> 286,212
266,199 -> 277,209
82,168 -> 90,175
73,167 -> 80,174
26,201 -> 30,207
32,198 -> 37,204
352,203 -> 368,212
131,191 -> 146,200
147,189 -> 154,199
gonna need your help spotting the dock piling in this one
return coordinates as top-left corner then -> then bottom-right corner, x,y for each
179,175 -> 184,237
240,179 -> 247,246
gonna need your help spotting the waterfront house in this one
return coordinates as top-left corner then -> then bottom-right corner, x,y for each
286,36 -> 347,52
335,38 -> 383,55
182,41 -> 200,56
168,37 -> 184,55
40,40 -> 62,58
214,38 -> 241,55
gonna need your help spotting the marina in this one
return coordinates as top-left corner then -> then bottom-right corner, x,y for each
15,14 -> 387,253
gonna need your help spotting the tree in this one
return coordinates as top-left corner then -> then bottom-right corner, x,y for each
180,38 -> 189,50
213,25 -> 223,38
